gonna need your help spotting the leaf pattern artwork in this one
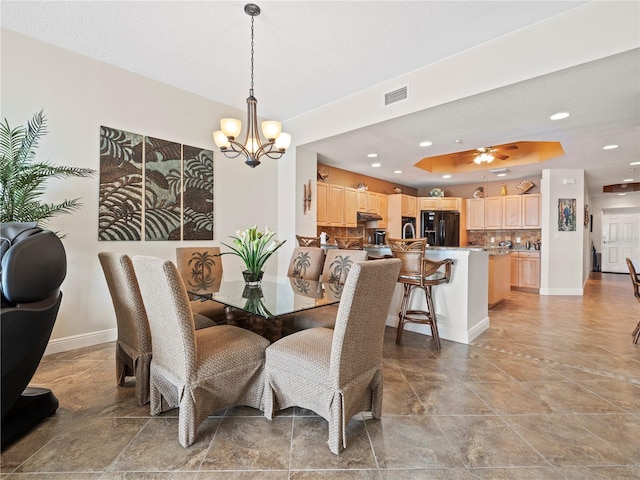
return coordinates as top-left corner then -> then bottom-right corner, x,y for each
183,145 -> 214,240
186,250 -> 219,291
98,127 -> 143,240
145,136 -> 182,241
291,251 -> 311,278
327,255 -> 354,284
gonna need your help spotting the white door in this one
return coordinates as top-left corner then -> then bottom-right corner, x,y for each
602,210 -> 640,273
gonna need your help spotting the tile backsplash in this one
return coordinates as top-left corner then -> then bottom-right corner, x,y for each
467,229 -> 541,248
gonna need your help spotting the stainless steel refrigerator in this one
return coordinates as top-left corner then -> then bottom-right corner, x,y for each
421,210 -> 460,246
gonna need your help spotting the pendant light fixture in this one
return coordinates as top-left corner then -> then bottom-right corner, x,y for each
213,3 -> 291,168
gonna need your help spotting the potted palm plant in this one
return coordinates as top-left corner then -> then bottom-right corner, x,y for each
0,110 -> 95,228
221,225 -> 286,286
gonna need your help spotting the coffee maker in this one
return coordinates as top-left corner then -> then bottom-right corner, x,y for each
374,230 -> 387,245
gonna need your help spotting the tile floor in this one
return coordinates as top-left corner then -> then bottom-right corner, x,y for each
1,273 -> 639,479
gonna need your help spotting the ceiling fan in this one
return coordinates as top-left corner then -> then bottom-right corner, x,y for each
461,145 -> 519,164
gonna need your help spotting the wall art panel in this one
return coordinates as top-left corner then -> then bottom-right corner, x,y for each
182,145 -> 214,240
144,136 -> 182,241
98,126 -> 144,241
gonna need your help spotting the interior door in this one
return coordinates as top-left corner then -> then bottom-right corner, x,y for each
601,210 -> 640,273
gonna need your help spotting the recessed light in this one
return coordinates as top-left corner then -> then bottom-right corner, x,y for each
442,174 -> 451,179
419,141 -> 432,147
371,163 -> 381,168
497,173 -> 507,177
394,170 -> 402,174
550,112 -> 570,120
618,193 -> 627,196
367,153 -> 378,158
623,178 -> 634,182
603,144 -> 618,150
630,161 -> 640,166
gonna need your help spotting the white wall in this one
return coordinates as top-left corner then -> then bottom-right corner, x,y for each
540,169 -> 586,295
1,29 -> 280,351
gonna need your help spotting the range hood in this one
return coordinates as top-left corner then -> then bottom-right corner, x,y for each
357,211 -> 383,222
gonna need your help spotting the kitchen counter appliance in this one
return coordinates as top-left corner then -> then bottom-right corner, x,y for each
421,210 -> 460,247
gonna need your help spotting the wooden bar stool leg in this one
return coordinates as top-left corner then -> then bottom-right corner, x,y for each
633,319 -> 640,344
425,286 -> 441,350
396,284 -> 412,344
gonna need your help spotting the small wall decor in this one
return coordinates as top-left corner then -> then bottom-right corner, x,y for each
558,198 -> 577,231
584,204 -> 589,228
303,180 -> 312,214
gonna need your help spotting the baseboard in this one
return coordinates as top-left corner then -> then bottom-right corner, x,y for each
539,287 -> 584,296
44,328 -> 117,356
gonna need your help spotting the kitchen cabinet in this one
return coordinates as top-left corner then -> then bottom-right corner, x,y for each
401,195 -> 417,217
511,251 -> 540,291
387,194 -> 416,238
419,196 -> 462,211
356,190 -> 376,213
488,253 -> 511,308
466,198 -> 485,229
375,193 -> 388,229
484,197 -> 503,229
344,187 -> 357,227
503,194 -> 541,229
317,182 -> 328,225
317,183 -> 356,227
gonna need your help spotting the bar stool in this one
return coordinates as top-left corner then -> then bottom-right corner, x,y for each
335,236 -> 364,250
388,238 -> 453,349
296,235 -> 321,247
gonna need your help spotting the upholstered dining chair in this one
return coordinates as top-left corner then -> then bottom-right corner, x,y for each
132,255 -> 270,447
321,249 -> 368,283
287,246 -> 325,281
176,247 -> 227,324
388,238 -> 453,349
263,258 -> 402,454
98,252 -> 216,406
283,248 -> 369,332
296,235 -> 321,247
625,258 -> 640,344
334,236 -> 364,250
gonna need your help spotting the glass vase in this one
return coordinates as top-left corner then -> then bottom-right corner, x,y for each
242,270 -> 264,287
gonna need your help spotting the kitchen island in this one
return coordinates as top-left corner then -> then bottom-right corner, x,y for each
385,247 -> 492,345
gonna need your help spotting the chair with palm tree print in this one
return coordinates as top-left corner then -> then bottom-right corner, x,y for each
321,249 -> 368,283
176,247 -> 228,325
287,247 -> 325,281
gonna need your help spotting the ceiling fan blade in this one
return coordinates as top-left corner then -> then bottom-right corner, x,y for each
494,154 -> 510,160
499,145 -> 519,151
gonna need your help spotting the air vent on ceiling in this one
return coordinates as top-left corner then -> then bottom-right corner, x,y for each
384,86 -> 407,106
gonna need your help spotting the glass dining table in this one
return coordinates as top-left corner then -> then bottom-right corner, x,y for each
188,273 -> 344,340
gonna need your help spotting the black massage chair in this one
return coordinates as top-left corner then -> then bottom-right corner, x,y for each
1,222 -> 67,449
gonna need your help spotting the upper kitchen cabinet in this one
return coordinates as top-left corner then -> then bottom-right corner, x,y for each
419,196 -> 462,212
484,197 -> 504,229
503,194 -> 541,229
317,183 -> 357,227
357,189 -> 377,213
400,195 -> 417,217
317,182 -> 329,225
466,198 -> 485,229
376,193 -> 388,229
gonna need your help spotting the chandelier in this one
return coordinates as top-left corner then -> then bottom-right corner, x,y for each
213,3 -> 291,168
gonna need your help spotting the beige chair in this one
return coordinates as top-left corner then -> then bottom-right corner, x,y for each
284,248 -> 368,331
388,238 -> 453,349
334,236 -> 364,250
99,252 -> 217,406
263,258 -> 402,454
98,252 -> 152,406
625,258 -> 640,344
176,247 -> 227,324
321,249 -> 368,283
132,255 -> 270,447
296,235 -> 321,247
287,246 -> 325,281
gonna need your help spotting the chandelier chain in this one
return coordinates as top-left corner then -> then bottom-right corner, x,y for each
250,15 -> 254,92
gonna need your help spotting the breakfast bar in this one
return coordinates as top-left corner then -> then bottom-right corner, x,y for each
385,247 -> 491,344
